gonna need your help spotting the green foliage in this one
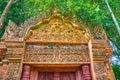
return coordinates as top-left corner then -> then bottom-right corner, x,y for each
1,0 -> 119,42
0,0 -> 120,78
112,63 -> 120,80
0,0 -> 120,53
0,0 -> 120,58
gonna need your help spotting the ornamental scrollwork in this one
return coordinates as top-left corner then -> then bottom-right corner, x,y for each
24,45 -> 90,63
94,63 -> 106,73
6,48 -> 23,58
94,63 -> 107,80
6,62 -> 20,80
26,14 -> 89,43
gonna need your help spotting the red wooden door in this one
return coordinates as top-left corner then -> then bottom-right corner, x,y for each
60,72 -> 76,80
38,72 -> 54,80
38,72 -> 76,80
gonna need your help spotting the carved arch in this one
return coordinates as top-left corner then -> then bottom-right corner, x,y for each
25,14 -> 91,44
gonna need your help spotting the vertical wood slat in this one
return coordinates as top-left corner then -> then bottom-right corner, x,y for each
54,72 -> 60,80
76,69 -> 82,80
31,70 -> 38,80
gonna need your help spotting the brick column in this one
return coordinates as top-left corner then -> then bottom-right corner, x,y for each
21,65 -> 31,80
82,64 -> 91,80
2,59 -> 9,80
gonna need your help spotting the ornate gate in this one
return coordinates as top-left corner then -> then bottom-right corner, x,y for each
0,12 -> 116,80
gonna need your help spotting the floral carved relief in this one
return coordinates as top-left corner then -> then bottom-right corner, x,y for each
6,63 -> 20,80
24,45 -> 90,63
26,15 -> 90,43
94,63 -> 107,80
6,48 -> 23,58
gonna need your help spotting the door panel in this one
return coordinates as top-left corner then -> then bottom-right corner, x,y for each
38,72 -> 54,80
60,72 -> 76,80
38,72 -> 46,80
38,72 -> 76,80
46,72 -> 54,80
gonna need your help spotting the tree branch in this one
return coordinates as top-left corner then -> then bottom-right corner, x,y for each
105,0 -> 120,35
0,0 -> 14,29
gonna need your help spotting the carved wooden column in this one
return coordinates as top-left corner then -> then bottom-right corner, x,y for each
54,72 -> 60,80
89,39 -> 116,80
21,65 -> 31,80
0,62 -> 3,80
90,39 -> 107,80
5,41 -> 25,79
76,69 -> 82,80
2,59 -> 9,80
0,42 -> 8,80
82,64 -> 91,80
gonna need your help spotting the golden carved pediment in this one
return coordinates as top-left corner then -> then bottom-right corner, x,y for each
25,14 -> 90,43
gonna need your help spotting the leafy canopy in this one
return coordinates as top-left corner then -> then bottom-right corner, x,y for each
0,0 -> 120,79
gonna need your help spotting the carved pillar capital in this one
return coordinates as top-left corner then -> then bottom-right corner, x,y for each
2,59 -> 9,64
0,42 -> 7,59
0,48 -> 7,59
